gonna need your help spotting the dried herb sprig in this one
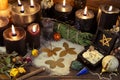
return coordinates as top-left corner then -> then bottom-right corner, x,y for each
0,51 -> 18,78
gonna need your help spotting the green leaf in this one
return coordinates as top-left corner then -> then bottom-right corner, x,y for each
5,56 -> 11,65
0,68 -> 4,73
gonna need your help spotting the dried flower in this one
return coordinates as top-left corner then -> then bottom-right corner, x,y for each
45,58 -> 65,69
59,42 -> 77,57
10,68 -> 19,77
24,56 -> 32,63
18,67 -> 26,73
32,49 -> 39,57
42,47 -> 61,57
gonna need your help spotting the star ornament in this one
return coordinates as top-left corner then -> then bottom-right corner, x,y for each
100,34 -> 112,47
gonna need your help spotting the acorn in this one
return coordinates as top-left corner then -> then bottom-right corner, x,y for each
12,56 -> 23,64
12,57 -> 17,63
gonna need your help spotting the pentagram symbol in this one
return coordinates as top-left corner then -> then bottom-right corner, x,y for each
100,34 -> 112,47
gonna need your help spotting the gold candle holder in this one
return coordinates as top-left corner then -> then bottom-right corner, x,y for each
97,5 -> 120,29
11,1 -> 40,27
3,25 -> 27,56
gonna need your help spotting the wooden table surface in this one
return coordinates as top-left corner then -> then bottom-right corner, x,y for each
20,64 -> 120,80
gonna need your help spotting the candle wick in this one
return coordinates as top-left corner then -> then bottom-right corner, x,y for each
30,5 -> 34,8
32,30 -> 36,33
18,0 -> 22,6
12,33 -> 17,36
18,4 -> 22,6
83,13 -> 87,16
62,5 -> 66,7
20,10 -> 24,13
20,5 -> 24,13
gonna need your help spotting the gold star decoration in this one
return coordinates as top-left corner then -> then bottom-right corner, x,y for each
99,34 -> 112,47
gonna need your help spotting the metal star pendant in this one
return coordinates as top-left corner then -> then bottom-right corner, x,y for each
100,34 -> 112,47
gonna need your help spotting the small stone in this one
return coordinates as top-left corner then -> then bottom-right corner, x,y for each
70,60 -> 84,71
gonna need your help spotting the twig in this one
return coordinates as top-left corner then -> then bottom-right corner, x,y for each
16,67 -> 46,80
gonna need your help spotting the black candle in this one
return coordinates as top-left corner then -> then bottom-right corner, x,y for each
27,23 -> 40,49
75,6 -> 94,32
3,25 -> 27,56
97,5 -> 120,29
0,17 -> 9,46
54,0 -> 73,21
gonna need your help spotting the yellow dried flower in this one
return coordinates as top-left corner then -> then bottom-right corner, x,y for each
10,68 -> 19,77
32,49 -> 39,57
18,67 -> 26,73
